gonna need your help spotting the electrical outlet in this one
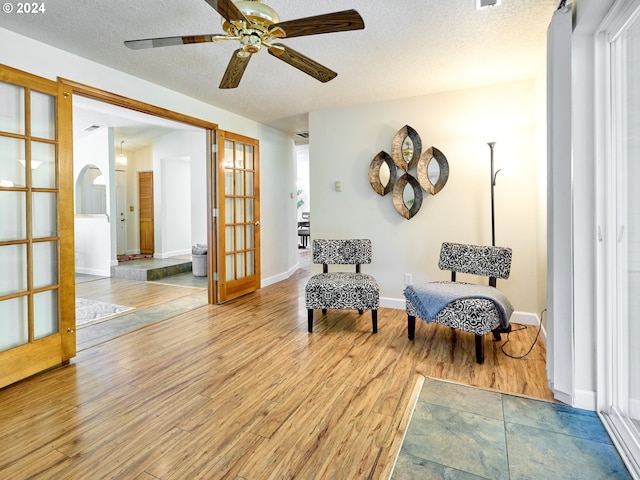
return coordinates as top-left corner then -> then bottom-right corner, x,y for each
404,274 -> 412,286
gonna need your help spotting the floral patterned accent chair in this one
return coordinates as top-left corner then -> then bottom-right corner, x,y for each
404,242 -> 513,364
305,239 -> 379,333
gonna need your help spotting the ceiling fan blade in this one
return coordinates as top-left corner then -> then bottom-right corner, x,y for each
268,44 -> 337,83
202,0 -> 247,24
125,34 -> 231,50
268,9 -> 364,38
219,50 -> 252,89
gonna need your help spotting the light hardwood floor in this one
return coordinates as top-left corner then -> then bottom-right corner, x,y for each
0,264 -> 553,479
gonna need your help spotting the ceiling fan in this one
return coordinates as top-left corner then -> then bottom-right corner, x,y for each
124,0 -> 365,89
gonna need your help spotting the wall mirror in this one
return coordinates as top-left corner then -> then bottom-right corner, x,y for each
370,125 -> 448,219
417,146 -> 449,195
369,151 -> 397,196
392,125 -> 421,171
392,173 -> 422,219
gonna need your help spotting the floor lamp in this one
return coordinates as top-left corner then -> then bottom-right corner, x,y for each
488,142 -> 501,246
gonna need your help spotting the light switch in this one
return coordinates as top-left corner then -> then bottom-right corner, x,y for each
335,180 -> 343,192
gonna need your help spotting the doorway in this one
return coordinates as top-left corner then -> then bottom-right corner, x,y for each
296,143 -> 310,250
138,171 -> 154,255
72,96 -> 208,272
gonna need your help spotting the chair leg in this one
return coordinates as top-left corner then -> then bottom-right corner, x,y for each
308,309 -> 314,332
408,315 -> 416,340
372,310 -> 378,333
322,308 -> 327,315
492,324 -> 512,341
358,309 -> 363,315
475,334 -> 485,364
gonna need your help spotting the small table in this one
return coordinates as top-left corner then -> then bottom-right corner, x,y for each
298,221 -> 310,248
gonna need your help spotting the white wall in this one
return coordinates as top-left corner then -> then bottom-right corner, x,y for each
259,131 -> 298,287
152,130 -> 207,257
1,27 -> 298,283
310,79 -> 545,319
73,128 -> 112,276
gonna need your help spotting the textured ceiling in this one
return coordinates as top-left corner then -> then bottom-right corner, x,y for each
0,0 -> 557,138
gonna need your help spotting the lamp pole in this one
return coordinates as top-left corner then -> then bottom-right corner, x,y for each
488,142 -> 501,247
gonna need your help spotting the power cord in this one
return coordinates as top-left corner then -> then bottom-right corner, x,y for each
501,308 -> 546,359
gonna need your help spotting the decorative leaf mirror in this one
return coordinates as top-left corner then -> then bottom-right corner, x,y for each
369,125 -> 449,219
392,125 -> 421,171
417,146 -> 449,195
392,173 -> 423,219
369,151 -> 397,196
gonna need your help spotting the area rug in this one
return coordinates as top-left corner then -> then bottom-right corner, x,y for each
117,253 -> 153,262
390,377 -> 629,479
76,298 -> 133,327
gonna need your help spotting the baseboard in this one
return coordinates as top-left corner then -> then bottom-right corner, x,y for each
380,297 -> 405,310
262,262 -> 299,288
511,311 -> 547,346
631,397 -> 640,419
573,389 -> 597,411
155,249 -> 191,259
76,266 -> 111,277
553,389 -> 573,406
511,311 -> 538,326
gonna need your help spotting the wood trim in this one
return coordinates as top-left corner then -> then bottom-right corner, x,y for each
58,78 -> 218,130
0,335 -> 63,388
59,77 -> 219,305
207,129 -> 218,304
58,80 -> 76,360
0,63 -> 58,94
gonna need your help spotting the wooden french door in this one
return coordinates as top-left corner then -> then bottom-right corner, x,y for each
216,130 -> 260,302
138,171 -> 154,255
0,65 -> 75,388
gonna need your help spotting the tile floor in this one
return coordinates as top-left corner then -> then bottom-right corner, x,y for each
392,377 -> 632,480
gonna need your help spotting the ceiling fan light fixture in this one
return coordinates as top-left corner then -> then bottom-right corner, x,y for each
126,1 -> 365,89
241,32 -> 263,53
236,0 -> 279,25
222,0 -> 280,33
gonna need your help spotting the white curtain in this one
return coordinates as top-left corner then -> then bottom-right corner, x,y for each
546,2 -> 574,404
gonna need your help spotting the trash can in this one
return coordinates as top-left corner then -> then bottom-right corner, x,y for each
192,244 -> 207,277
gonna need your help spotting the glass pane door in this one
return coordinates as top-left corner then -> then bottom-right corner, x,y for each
217,131 -> 260,302
0,66 -> 75,388
601,5 -> 640,474
620,11 -> 640,438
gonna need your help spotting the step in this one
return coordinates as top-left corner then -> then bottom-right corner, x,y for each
111,258 -> 193,281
